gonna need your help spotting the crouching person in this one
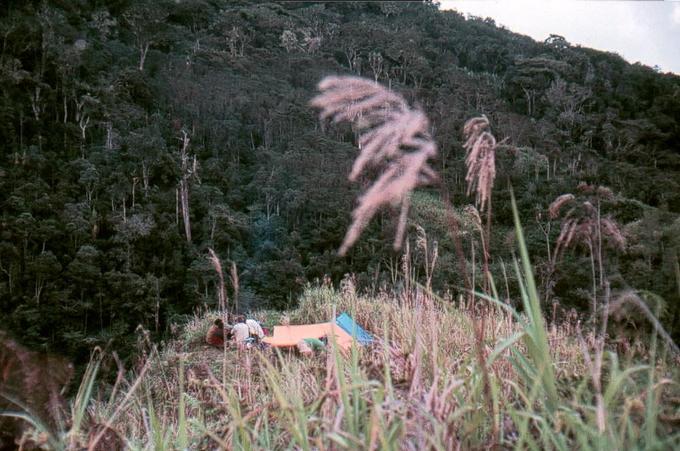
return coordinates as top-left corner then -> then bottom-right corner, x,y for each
232,317 -> 265,349
206,318 -> 225,347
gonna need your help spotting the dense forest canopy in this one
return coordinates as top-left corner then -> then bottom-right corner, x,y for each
1,0 -> 679,363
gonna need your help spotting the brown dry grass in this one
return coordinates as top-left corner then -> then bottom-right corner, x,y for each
71,282 -> 679,450
6,281 -> 678,449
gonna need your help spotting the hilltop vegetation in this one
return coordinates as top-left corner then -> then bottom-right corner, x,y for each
0,0 -> 679,364
12,279 -> 680,449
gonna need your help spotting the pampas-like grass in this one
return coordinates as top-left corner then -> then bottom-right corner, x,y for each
550,192 -> 625,261
207,248 -> 227,313
310,76 -> 438,255
549,193 -> 575,219
462,115 -> 496,212
600,217 -> 626,251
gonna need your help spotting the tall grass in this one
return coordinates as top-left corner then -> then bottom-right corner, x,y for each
6,205 -> 677,449
511,191 -> 559,413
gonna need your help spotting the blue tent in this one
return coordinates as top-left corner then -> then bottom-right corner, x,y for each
335,312 -> 373,345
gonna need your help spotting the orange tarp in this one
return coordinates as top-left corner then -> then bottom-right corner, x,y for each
262,322 -> 354,350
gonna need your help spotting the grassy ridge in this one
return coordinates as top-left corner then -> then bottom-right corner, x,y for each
5,204 -> 680,450
23,290 -> 679,448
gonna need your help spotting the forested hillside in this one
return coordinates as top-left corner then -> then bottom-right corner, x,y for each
1,0 -> 679,362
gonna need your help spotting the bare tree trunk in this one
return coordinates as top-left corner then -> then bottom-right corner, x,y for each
35,277 -> 43,305
31,86 -> 41,121
141,162 -> 150,195
85,186 -> 93,206
180,179 -> 191,243
139,42 -> 149,71
132,177 -> 138,208
0,259 -> 13,295
175,188 -> 179,226
522,86 -> 533,116
31,86 -> 43,153
178,131 -> 193,243
79,115 -> 90,141
105,121 -> 113,150
75,95 -> 89,157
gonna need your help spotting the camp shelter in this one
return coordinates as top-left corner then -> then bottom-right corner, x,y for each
335,312 -> 373,345
262,322 -> 354,350
261,313 -> 373,351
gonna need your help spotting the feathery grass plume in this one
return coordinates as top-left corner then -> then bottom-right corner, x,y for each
576,181 -> 593,194
554,218 -> 577,261
596,185 -> 614,200
207,248 -> 227,313
600,217 -> 626,250
549,188 -> 626,317
462,115 -> 496,211
463,204 -> 483,232
415,225 -> 438,291
550,194 -> 625,263
548,193 -> 575,219
207,248 -> 231,386
576,181 -> 615,199
310,76 -> 438,255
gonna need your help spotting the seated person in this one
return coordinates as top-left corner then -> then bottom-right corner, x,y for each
246,319 -> 265,340
231,317 -> 266,348
206,318 -> 225,347
231,322 -> 249,347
